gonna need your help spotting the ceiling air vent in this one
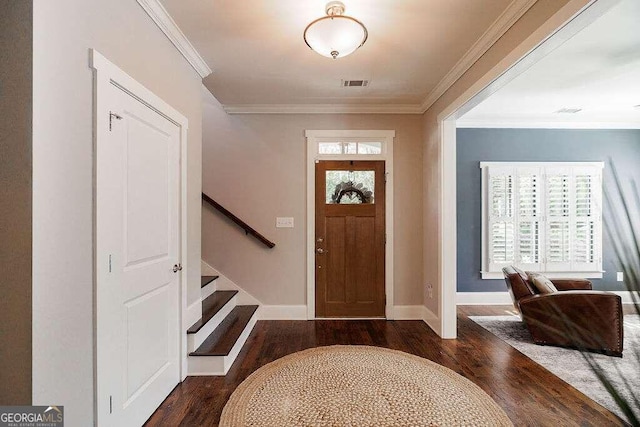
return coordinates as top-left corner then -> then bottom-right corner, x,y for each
555,107 -> 582,114
342,79 -> 369,87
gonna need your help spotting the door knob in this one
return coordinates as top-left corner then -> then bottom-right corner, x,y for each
173,264 -> 182,273
316,248 -> 327,254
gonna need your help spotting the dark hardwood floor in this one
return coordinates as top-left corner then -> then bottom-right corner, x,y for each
144,306 -> 625,426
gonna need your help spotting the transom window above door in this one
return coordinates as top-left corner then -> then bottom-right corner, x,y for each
319,141 -> 383,155
480,162 -> 604,279
307,130 -> 393,160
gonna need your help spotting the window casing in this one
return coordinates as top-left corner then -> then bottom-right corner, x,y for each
480,162 -> 603,279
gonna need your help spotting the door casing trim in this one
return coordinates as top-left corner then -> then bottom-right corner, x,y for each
305,130 -> 395,319
91,49 -> 189,424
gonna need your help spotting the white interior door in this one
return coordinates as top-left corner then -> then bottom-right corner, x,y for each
97,83 -> 181,426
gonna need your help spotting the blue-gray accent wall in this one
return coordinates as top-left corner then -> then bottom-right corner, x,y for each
457,128 -> 640,293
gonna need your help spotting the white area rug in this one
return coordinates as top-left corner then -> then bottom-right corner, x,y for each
470,314 -> 640,422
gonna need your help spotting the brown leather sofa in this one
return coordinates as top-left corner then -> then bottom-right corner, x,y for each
502,266 -> 623,356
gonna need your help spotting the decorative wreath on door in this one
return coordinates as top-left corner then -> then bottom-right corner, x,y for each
331,181 -> 373,204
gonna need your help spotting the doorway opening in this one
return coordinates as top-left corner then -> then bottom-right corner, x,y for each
437,0 -> 620,338
305,130 -> 395,319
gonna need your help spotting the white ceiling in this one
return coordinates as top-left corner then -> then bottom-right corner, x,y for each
458,0 -> 640,128
159,0 -> 515,109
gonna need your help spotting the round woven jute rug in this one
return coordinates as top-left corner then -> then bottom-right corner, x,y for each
220,345 -> 512,427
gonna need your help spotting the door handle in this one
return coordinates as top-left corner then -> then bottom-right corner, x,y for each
173,263 -> 183,273
316,248 -> 327,254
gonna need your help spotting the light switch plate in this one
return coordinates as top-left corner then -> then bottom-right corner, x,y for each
617,272 -> 624,282
276,217 -> 294,228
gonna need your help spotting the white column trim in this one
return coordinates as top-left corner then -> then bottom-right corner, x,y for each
439,119 -> 457,338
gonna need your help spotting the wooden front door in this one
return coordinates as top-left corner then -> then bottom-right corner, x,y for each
315,160 -> 385,317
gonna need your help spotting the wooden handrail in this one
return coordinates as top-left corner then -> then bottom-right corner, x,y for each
202,192 -> 275,249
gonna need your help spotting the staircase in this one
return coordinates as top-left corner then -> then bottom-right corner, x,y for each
193,194 -> 273,375
187,275 -> 259,375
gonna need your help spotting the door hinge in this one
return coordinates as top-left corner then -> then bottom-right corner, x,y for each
109,395 -> 113,414
109,111 -> 123,131
385,233 -> 387,245
108,254 -> 112,273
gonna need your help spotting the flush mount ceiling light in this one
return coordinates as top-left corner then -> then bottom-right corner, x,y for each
304,1 -> 368,60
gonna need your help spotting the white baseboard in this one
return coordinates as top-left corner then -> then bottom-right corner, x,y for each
457,290 -> 639,305
393,305 -> 426,320
457,292 -> 513,305
612,291 -> 639,304
255,305 -> 442,322
258,305 -> 307,320
422,306 -> 441,337
392,305 -> 442,337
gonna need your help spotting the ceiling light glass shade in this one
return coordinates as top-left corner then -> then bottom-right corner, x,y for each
304,3 -> 368,59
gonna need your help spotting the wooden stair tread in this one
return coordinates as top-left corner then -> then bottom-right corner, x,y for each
201,275 -> 219,288
187,290 -> 238,334
190,305 -> 259,356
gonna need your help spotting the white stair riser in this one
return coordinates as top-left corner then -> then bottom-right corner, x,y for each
221,314 -> 258,374
188,354 -> 225,376
201,279 -> 218,300
187,295 -> 237,352
187,312 -> 258,376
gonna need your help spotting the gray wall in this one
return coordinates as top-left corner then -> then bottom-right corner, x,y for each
0,1 -> 32,405
457,128 -> 640,293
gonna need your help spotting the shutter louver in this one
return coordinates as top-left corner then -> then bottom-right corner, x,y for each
572,170 -> 600,271
517,171 -> 542,271
491,174 -> 513,218
492,222 -> 514,263
488,169 -> 515,271
545,172 -> 571,271
574,221 -> 595,263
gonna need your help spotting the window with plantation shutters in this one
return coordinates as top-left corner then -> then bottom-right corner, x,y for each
481,162 -> 603,279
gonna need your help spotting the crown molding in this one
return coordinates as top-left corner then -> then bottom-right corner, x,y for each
457,120 -> 640,129
136,0 -> 212,78
223,103 -> 424,115
419,0 -> 537,113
